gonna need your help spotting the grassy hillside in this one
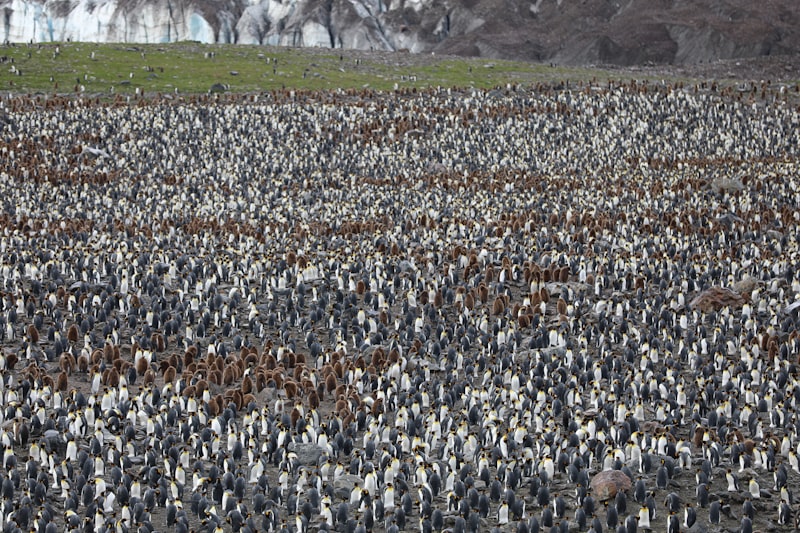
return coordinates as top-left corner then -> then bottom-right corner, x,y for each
1,41 -> 798,99
0,41 -> 622,95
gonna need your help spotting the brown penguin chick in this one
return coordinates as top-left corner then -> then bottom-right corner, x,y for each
307,389 -> 320,410
241,375 -> 253,395
335,398 -> 348,414
463,290 -> 475,311
103,343 -> 115,363
743,439 -> 756,455
229,390 -> 244,411
183,346 -> 197,367
163,365 -> 177,384
222,365 -> 236,386
290,407 -> 301,428
136,355 -> 149,377
325,373 -> 337,398
77,353 -> 89,373
418,290 -> 429,306
477,283 -> 489,304
22,364 -> 39,381
371,348 -> 385,368
692,426 -> 706,449
206,396 -> 220,417
231,359 -> 244,380
283,380 -> 298,400
59,353 -> 75,375
244,352 -> 258,367
539,286 -> 550,304
333,361 -> 344,379
492,296 -> 505,316
56,371 -> 69,392
67,324 -> 79,344
26,324 -> 39,344
271,370 -> 284,390
485,264 -> 495,284
371,397 -> 384,416
103,367 -> 119,388
255,370 -> 268,392
335,384 -> 348,400
530,291 -> 541,308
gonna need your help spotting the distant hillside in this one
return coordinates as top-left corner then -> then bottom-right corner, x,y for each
1,0 -> 798,65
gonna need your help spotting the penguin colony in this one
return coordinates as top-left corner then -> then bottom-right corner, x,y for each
0,80 -> 798,533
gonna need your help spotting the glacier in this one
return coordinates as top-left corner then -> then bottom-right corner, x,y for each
1,0 -> 798,65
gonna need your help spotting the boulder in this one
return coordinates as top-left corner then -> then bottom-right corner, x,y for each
590,470 -> 632,501
710,175 -> 745,194
288,442 -> 324,466
732,277 -> 758,297
43,430 -> 66,454
689,287 -> 746,312
333,474 -> 363,500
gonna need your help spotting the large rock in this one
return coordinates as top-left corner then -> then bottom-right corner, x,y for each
333,474 -> 363,500
0,0 -> 798,65
732,277 -> 758,297
710,175 -> 746,194
287,442 -> 324,466
689,287 -> 746,312
590,470 -> 632,501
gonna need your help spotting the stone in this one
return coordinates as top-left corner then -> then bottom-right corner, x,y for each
715,212 -> 744,228
687,523 -> 707,533
333,474 -> 363,500
784,300 -> 800,315
732,277 -> 758,297
287,442 -> 324,466
689,287 -> 746,312
710,175 -> 745,194
43,430 -> 65,454
590,469 -> 632,501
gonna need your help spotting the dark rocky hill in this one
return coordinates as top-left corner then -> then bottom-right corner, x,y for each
1,0 -> 798,65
